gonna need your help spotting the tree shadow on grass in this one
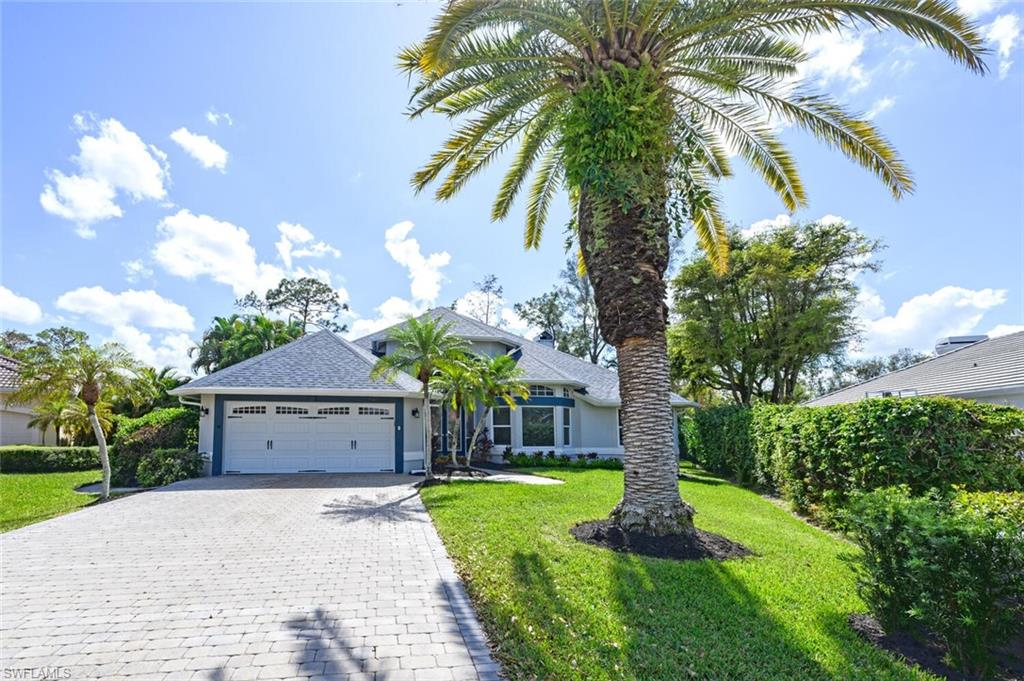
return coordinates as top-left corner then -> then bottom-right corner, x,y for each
499,548 -> 923,681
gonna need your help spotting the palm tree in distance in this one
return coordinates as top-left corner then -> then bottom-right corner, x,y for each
370,316 -> 470,480
400,0 -> 985,535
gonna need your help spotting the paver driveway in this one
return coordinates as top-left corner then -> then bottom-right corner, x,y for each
1,474 -> 501,681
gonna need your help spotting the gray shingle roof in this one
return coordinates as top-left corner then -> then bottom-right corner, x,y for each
0,355 -> 21,392
172,330 -> 422,395
355,307 -> 695,407
806,331 -> 1024,406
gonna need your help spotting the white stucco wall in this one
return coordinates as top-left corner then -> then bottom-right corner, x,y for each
403,396 -> 426,470
0,407 -> 49,446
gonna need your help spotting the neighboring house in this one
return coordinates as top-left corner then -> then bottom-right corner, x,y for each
0,354 -> 53,446
171,307 -> 696,475
807,331 -> 1024,408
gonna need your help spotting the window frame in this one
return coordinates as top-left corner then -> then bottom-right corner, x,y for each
520,406 -> 555,447
490,406 -> 512,447
617,409 -> 623,446
528,384 -> 555,397
562,406 -> 571,446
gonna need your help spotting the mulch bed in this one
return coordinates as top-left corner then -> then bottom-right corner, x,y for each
849,613 -> 1024,681
570,519 -> 753,561
414,467 -> 491,489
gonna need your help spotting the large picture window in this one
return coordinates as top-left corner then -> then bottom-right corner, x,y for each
522,407 -> 555,447
491,407 -> 511,446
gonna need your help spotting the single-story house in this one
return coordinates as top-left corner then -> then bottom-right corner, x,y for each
806,330 -> 1024,408
171,307 -> 696,475
0,354 -> 54,446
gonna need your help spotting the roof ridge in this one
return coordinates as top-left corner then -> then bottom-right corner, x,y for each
806,332 -> 1022,404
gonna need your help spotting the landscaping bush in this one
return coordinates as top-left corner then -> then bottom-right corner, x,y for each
846,487 -> 1024,676
504,452 -> 624,470
0,446 -> 99,473
680,406 -> 756,483
135,448 -> 204,487
110,407 -> 199,485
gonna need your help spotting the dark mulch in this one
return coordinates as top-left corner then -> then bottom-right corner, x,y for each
414,468 -> 491,489
849,613 -> 1024,681
570,519 -> 753,561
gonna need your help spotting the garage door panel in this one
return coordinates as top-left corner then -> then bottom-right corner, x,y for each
223,401 -> 395,473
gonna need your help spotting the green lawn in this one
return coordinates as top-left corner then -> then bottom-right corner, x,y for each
420,465 -> 933,680
0,470 -> 103,532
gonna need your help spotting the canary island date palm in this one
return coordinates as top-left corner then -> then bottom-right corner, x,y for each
401,0 -> 985,535
11,343 -> 143,498
370,316 -> 470,479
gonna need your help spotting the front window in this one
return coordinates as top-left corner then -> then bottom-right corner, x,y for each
562,407 -> 571,446
522,407 -> 554,447
562,387 -> 571,398
492,407 -> 511,446
528,385 -> 554,397
617,409 -> 623,446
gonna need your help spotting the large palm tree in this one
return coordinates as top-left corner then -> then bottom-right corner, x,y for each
401,0 -> 985,535
370,316 -> 470,480
12,343 -> 143,498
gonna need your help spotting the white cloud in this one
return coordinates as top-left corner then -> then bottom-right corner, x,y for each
55,286 -> 194,331
0,286 -> 43,325
111,326 -> 194,374
275,221 -> 340,269
741,214 -> 791,239
855,285 -> 1008,356
170,127 -> 228,171
384,221 -> 451,302
122,259 -> 153,283
866,96 -> 896,119
205,109 -> 233,127
958,0 -> 1001,19
985,13 -> 1020,79
347,296 -> 426,339
799,30 -> 871,94
986,323 -> 1024,338
40,117 -> 169,236
500,307 -> 539,339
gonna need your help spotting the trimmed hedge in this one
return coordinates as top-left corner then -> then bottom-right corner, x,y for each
136,448 -> 204,487
846,487 -> 1024,675
111,407 -> 199,486
504,451 -> 625,470
0,446 -> 100,473
683,397 -> 1024,524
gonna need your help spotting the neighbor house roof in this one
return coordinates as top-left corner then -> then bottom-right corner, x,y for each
355,307 -> 697,408
0,355 -> 21,392
171,330 -> 423,396
806,330 -> 1024,406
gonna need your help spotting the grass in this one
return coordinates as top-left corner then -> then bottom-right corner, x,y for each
0,469 -> 103,532
420,463 -> 935,680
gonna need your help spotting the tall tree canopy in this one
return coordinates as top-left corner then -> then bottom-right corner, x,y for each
670,221 -> 880,405
238,277 -> 348,333
190,314 -> 303,375
455,274 -> 506,326
401,0 -> 984,536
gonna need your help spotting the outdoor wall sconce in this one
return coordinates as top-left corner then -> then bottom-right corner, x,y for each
200,407 -> 210,416
411,408 -> 421,418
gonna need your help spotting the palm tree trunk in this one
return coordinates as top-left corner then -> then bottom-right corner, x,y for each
87,404 -> 111,499
466,406 -> 490,466
578,187 -> 695,536
422,388 -> 433,480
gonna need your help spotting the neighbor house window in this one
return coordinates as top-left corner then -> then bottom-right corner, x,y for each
522,407 -> 554,447
562,407 -> 571,446
528,385 -> 554,397
491,407 -> 511,446
617,409 -> 623,446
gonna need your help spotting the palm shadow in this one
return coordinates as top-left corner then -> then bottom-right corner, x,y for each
320,490 -> 425,523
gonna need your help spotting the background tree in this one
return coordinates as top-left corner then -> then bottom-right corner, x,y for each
811,347 -> 931,396
456,274 -> 505,326
370,316 -> 469,480
190,315 -> 302,374
670,221 -> 880,405
11,342 -> 144,497
265,277 -> 348,333
27,396 -> 70,445
0,330 -> 33,357
234,291 -> 271,315
115,366 -> 190,417
513,291 -> 567,344
401,0 -> 984,536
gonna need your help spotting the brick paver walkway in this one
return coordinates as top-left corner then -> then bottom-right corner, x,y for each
1,474 -> 501,681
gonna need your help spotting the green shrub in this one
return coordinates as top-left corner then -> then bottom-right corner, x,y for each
681,406 -> 756,483
846,487 -> 1024,675
135,448 -> 204,487
0,446 -> 99,473
504,453 -> 624,470
111,408 -> 199,485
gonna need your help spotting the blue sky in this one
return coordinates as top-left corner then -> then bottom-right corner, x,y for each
2,1 -> 1022,374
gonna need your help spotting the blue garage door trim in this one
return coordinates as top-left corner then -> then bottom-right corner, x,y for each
212,395 -> 404,475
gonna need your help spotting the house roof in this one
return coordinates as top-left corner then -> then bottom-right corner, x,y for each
355,307 -> 696,407
0,354 -> 21,392
806,331 -> 1024,406
171,330 -> 423,396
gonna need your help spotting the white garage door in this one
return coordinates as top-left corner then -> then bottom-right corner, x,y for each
223,401 -> 395,473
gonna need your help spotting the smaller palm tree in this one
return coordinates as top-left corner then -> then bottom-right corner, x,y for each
27,395 -> 71,445
464,354 -> 529,461
61,398 -> 114,445
13,343 -> 144,498
370,316 -> 469,480
434,358 -> 482,468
